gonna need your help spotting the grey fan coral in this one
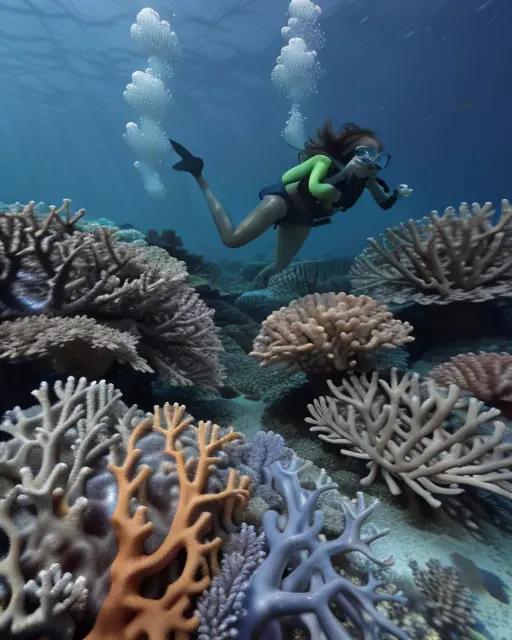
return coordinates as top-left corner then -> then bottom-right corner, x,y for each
429,351 -> 512,404
267,258 -> 351,299
306,368 -> 512,507
0,200 -> 223,387
250,292 -> 413,374
350,199 -> 512,306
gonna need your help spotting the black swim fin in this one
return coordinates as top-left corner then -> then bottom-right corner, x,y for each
169,139 -> 204,178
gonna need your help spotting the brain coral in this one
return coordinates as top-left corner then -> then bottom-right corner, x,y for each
350,199 -> 512,306
250,292 -> 413,374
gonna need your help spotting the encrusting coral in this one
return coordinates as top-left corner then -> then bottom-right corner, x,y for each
85,403 -> 250,640
0,199 -> 223,386
350,199 -> 512,306
429,351 -> 512,404
250,292 -> 413,374
306,368 -> 512,507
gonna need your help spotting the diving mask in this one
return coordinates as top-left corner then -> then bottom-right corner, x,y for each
353,145 -> 391,170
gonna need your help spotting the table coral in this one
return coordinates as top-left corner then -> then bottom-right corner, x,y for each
350,199 -> 512,306
250,292 -> 413,374
85,403 -> 250,640
306,368 -> 512,507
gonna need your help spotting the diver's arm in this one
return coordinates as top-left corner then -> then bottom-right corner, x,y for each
366,177 -> 399,210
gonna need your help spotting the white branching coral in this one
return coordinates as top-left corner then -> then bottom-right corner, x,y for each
0,377 -> 135,638
250,292 -> 413,374
350,200 -> 512,306
306,369 -> 512,507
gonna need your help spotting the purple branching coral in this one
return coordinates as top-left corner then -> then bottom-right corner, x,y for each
236,457 -> 408,640
0,200 -> 223,387
196,524 -> 266,640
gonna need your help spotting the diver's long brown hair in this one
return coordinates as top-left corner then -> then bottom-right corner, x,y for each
301,121 -> 383,162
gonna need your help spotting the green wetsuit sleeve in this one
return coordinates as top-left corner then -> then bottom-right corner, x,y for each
282,154 -> 338,202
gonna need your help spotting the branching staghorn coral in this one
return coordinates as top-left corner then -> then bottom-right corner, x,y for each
350,199 -> 512,305
0,200 -> 223,386
250,292 -> 413,374
85,403 -> 250,640
429,351 -> 512,404
306,369 -> 512,507
0,376 -> 135,638
237,457 -> 407,640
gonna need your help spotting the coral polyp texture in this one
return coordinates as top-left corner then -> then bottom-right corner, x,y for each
0,200 -> 223,386
250,292 -> 414,374
306,368 -> 512,507
429,351 -> 512,404
350,199 -> 512,306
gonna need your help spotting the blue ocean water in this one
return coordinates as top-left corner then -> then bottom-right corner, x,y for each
0,0 -> 510,262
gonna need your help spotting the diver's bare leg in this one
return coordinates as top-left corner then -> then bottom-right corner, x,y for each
253,223 -> 310,287
196,176 -> 287,247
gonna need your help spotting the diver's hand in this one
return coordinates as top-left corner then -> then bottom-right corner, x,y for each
397,184 -> 413,198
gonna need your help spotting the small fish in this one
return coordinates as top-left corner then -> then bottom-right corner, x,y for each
457,100 -> 477,110
451,552 -> 509,604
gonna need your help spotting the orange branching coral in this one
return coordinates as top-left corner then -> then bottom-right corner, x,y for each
85,404 -> 250,640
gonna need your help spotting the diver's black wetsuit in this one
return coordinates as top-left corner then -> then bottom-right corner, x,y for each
258,171 -> 398,227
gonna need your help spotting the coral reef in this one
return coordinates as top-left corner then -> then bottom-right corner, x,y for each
351,199 -> 512,306
0,200 -> 223,387
85,403 -> 250,640
250,292 -> 413,374
237,457 -> 407,640
409,559 -> 477,638
306,368 -> 512,507
429,351 -> 512,404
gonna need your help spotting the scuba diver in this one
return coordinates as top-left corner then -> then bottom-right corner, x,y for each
170,121 -> 413,286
